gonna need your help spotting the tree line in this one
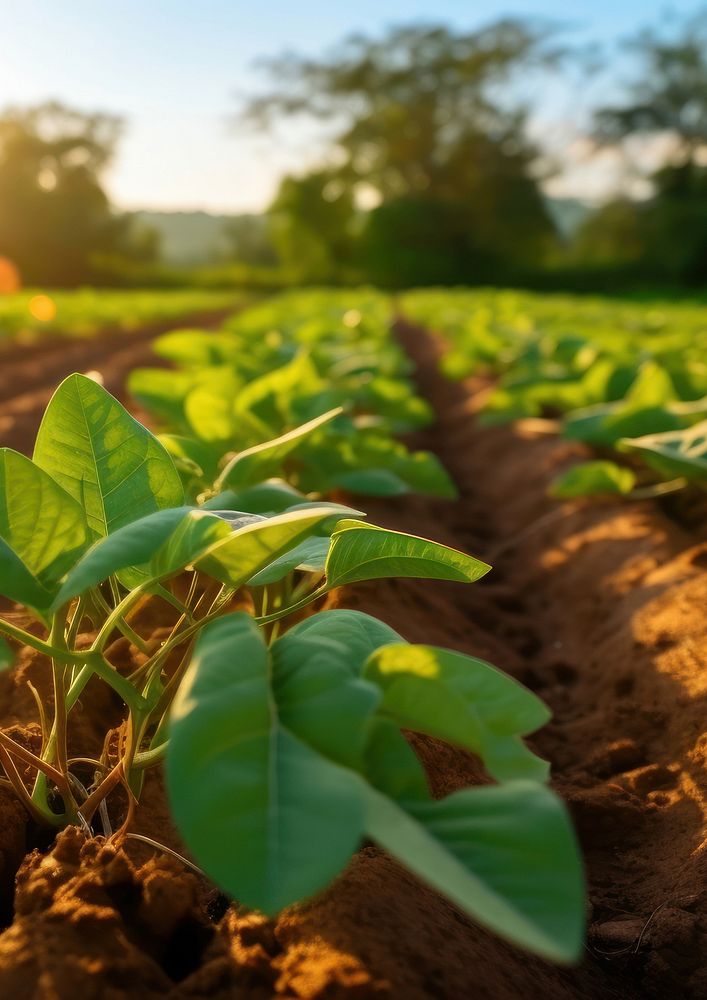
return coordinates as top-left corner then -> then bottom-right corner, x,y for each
1,11 -> 706,289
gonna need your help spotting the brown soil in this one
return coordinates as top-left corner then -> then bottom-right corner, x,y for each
0,308 -> 234,454
0,318 -> 704,998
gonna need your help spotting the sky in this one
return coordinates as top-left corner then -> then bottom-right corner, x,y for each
1,1 -> 703,213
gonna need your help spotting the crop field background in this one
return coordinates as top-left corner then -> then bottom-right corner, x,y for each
0,4 -> 706,1000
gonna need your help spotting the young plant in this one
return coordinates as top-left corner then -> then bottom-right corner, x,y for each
0,373 -> 583,963
129,291 -> 455,501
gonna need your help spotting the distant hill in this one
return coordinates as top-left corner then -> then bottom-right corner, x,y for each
545,197 -> 593,240
135,200 -> 592,266
134,210 -> 271,266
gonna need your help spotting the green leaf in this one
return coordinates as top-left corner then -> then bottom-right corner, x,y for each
622,420 -> 707,482
201,480 -> 307,515
217,408 -> 343,490
0,536 -> 54,609
247,535 -> 330,587
563,363 -> 683,448
233,351 -> 324,434
196,505 -> 349,590
54,507 -> 228,605
365,644 -> 550,782
167,613 -> 364,913
300,433 -> 457,499
34,374 -> 184,539
127,367 -> 195,427
185,379 -> 239,443
550,461 -> 636,499
365,781 -> 584,963
0,449 -> 88,586
0,637 -> 13,672
285,609 -> 403,671
152,329 -> 241,368
325,521 -> 491,588
363,718 -> 430,802
159,434 -> 222,483
271,617 -> 383,768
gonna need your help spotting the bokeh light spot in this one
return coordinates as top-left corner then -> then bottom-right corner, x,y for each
0,258 -> 21,294
28,294 -> 57,323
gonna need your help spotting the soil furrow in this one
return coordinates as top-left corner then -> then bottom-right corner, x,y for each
0,309 -> 233,454
0,318 -> 704,998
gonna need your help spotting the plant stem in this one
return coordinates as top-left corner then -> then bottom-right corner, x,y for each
628,477 -> 688,500
49,612 -> 71,794
255,584 -> 328,626
0,744 -> 57,825
0,731 -> 70,793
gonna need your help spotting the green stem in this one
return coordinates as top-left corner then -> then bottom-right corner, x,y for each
255,584 -> 328,626
628,477 -> 688,500
48,611 -> 73,809
91,588 -> 151,654
133,741 -> 168,769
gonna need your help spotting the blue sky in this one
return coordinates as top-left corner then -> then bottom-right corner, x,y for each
1,1 -> 702,211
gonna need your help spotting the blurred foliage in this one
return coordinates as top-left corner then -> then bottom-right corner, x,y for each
243,20 -> 558,286
0,102 -> 158,286
573,12 -> 707,287
269,171 -> 358,283
0,288 -> 244,340
3,12 -> 707,292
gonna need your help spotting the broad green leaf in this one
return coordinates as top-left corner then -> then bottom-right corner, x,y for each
247,535 -> 330,587
365,644 -> 550,782
300,433 -> 457,499
0,449 -> 88,585
271,625 -> 381,769
201,480 -> 307,514
127,367 -> 195,426
0,637 -> 13,672
563,364 -> 684,448
0,537 -> 53,610
168,613 -> 364,913
622,421 -> 707,482
550,461 -> 636,500
34,374 -> 184,539
217,408 -> 343,491
363,718 -> 430,802
333,469 -> 415,496
53,507 -> 228,605
285,609 -> 403,672
365,781 -> 584,963
233,351 -> 324,433
159,434 -> 222,483
185,380 -> 239,443
326,521 -> 491,588
150,510 -> 236,577
196,505 -> 348,590
152,329 -> 241,368
624,361 -> 676,408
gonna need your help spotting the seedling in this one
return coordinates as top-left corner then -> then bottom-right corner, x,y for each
0,373 -> 583,963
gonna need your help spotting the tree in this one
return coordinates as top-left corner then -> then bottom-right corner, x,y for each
0,102 -> 126,285
241,21 -> 559,283
268,170 -> 357,283
595,12 -> 707,166
587,12 -> 707,285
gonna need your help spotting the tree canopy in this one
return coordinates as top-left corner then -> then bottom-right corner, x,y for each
0,102 -> 147,285
241,20 -> 560,285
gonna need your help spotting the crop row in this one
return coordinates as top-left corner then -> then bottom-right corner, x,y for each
0,289 -> 583,963
403,288 -> 707,498
0,288 -> 243,340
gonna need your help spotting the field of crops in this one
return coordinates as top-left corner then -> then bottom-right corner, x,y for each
0,288 -> 243,340
0,288 -> 703,999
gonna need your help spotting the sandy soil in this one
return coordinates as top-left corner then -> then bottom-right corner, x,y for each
0,318 -> 703,998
